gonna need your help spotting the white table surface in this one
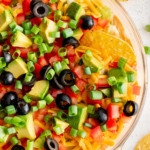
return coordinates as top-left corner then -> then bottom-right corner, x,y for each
119,0 -> 150,150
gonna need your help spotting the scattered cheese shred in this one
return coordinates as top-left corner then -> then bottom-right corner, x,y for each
34,120 -> 47,130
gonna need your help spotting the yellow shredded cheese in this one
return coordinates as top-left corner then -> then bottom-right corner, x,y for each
34,120 -> 47,130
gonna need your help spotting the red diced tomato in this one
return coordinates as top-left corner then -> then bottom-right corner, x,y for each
16,13 -> 25,25
51,89 -> 64,98
76,79 -> 86,92
68,56 -> 76,63
120,113 -> 131,123
59,143 -> 68,150
34,124 -> 44,137
66,45 -> 75,56
90,126 -> 102,141
132,85 -> 141,95
42,0 -> 49,3
52,132 -> 61,142
106,119 -> 117,131
96,78 -> 110,88
37,56 -> 48,66
87,94 -> 102,105
34,63 -> 42,79
49,55 -> 61,65
30,17 -> 42,26
1,0 -> 11,5
107,104 -> 120,119
22,0 -> 32,14
0,119 -> 5,125
85,118 -> 99,128
109,62 -> 118,68
3,142 -> 11,150
97,18 -> 109,28
48,101 -> 56,108
50,3 -> 57,11
73,66 -> 84,78
19,48 -> 31,59
0,45 -> 2,56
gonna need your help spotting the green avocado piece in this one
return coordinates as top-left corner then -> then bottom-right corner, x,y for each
54,117 -> 69,130
34,136 -> 45,149
27,80 -> 49,100
0,10 -> 13,32
67,104 -> 88,129
101,88 -> 112,97
0,126 -> 9,143
5,57 -> 28,78
10,30 -> 32,48
15,112 -> 36,140
39,18 -> 58,44
73,28 -> 83,40
66,2 -> 85,21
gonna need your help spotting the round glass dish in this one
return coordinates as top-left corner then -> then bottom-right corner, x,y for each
101,0 -> 148,149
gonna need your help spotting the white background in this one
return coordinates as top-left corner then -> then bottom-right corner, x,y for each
120,0 -> 150,150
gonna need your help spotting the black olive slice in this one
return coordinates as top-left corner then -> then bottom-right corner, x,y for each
1,91 -> 18,108
62,37 -> 80,48
0,71 -> 14,85
15,100 -> 31,115
44,138 -> 59,150
11,145 -> 25,150
50,75 -> 64,89
59,69 -> 76,87
123,100 -> 138,117
21,74 -> 36,86
81,15 -> 94,30
30,0 -> 41,11
40,65 -> 52,78
97,107 -> 108,125
32,1 -> 49,18
55,94 -> 71,110
2,51 -> 12,64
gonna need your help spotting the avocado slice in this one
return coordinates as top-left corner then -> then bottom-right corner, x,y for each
0,10 -> 13,32
73,28 -> 83,40
34,136 -> 45,149
27,80 -> 49,100
10,30 -> 32,48
54,117 -> 69,130
39,18 -> 58,44
15,112 -> 36,140
5,57 -> 28,78
67,104 -> 88,129
0,126 -> 9,143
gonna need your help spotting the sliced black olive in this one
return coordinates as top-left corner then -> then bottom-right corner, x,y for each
44,138 -> 59,150
40,65 -> 52,78
30,0 -> 41,11
50,75 -> 64,89
2,51 -> 12,64
62,37 -> 80,48
1,91 -> 18,108
15,100 -> 31,115
81,15 -> 94,30
11,145 -> 25,150
0,71 -> 14,85
59,69 -> 76,87
97,107 -> 108,125
32,1 -> 49,18
21,74 -> 36,86
55,94 -> 71,110
123,100 -> 138,117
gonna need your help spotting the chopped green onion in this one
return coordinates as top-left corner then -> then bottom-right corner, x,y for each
57,20 -> 67,28
50,0 -> 58,3
62,58 -> 69,64
58,47 -> 67,57
68,19 -> 78,29
78,59 -> 83,66
24,73 -> 33,82
57,110 -> 68,121
0,108 -> 7,119
116,82 -> 126,94
90,67 -> 99,73
0,31 -> 8,39
23,95 -> 32,103
39,43 -> 48,54
145,24 -> 150,32
127,71 -> 135,82
31,25 -> 40,35
31,106 -> 38,112
71,85 -> 80,94
44,115 -> 52,123
9,21 -> 17,30
33,35 -> 43,45
15,80 -> 22,89
49,31 -> 60,38
84,50 -> 93,60
84,66 -> 91,75
61,61 -> 69,71
27,61 -> 35,72
0,57 -> 6,69
10,136 -> 19,145
26,140 -> 34,150
40,130 -> 52,138
42,17 -> 47,23
68,105 -> 77,116
89,90 -> 103,100
70,128 -> 78,137
4,116 -> 12,124
62,28 -> 73,38
45,68 -> 55,80
12,116 -> 26,127
53,61 -> 62,75
6,105 -> 16,115
24,30 -> 32,35
22,21 -> 32,30
101,88 -> 112,97
12,25 -> 23,33
112,97 -> 122,103
2,44 -> 10,51
89,113 -> 98,119
107,76 -> 117,86
118,57 -> 127,68
87,105 -> 95,114
144,46 -> 150,55
53,125 -> 64,135
85,84 -> 96,91
100,124 -> 108,132
37,100 -> 46,109
45,44 -> 54,53
54,10 -> 62,21
28,52 -> 37,63
77,130 -> 86,138
12,49 -> 21,59
44,94 -> 54,104
6,127 -> 16,134
84,122 -> 92,128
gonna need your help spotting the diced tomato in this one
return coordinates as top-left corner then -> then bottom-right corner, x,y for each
120,113 -> 131,123
96,78 -> 110,88
107,104 -> 120,119
48,101 -> 56,108
90,126 -> 102,142
106,119 -> 117,131
0,45 -> 2,56
37,56 -> 48,66
34,124 -> 44,137
59,143 -> 68,150
1,0 -> 11,5
50,3 -> 57,11
66,45 -> 75,56
85,118 -> 99,128
97,18 -> 109,28
16,13 -> 25,25
22,0 -> 32,14
68,56 -> 76,63
51,89 -> 64,98
76,79 -> 86,92
3,142 -> 11,150
73,66 -> 84,79
0,119 -> 5,125
132,85 -> 141,95
21,139 -> 27,148
30,17 -> 42,26
109,62 -> 118,68
19,48 -> 31,58
42,0 -> 49,3
87,94 -> 102,105
49,55 -> 61,65
52,132 -> 61,142
34,63 -> 42,79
